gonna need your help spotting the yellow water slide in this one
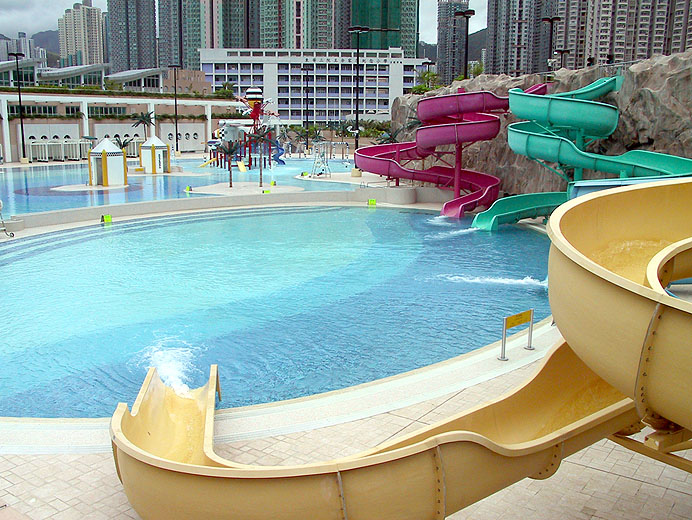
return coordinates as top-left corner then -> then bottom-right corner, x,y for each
111,178 -> 692,519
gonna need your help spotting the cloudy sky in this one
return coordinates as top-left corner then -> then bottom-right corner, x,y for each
0,0 -> 487,44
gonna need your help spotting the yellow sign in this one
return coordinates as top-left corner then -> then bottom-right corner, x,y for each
505,310 -> 532,329
368,199 -> 377,206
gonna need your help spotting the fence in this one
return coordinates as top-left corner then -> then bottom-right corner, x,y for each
28,139 -> 95,162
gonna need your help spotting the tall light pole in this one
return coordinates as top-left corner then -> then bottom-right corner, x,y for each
8,52 -> 27,162
169,64 -> 181,156
301,65 -> 313,152
454,9 -> 475,80
541,16 -> 561,71
348,26 -> 399,151
556,49 -> 570,69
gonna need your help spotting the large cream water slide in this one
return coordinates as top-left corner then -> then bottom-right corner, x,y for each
112,178 -> 692,518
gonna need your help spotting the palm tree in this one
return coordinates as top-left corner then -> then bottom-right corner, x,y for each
113,136 -> 134,149
131,111 -> 154,139
247,125 -> 273,187
217,82 -> 237,99
217,141 -> 242,187
292,126 -> 309,157
372,126 -> 405,145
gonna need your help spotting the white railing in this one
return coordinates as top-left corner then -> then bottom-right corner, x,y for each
27,138 -> 95,162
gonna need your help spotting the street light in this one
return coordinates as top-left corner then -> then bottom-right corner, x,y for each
347,25 -> 399,150
541,16 -> 561,71
454,9 -> 475,80
8,51 -> 27,162
169,64 -> 181,156
556,49 -> 571,69
301,64 -> 315,151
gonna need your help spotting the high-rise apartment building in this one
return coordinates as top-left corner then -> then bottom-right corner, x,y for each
58,0 -> 105,67
107,0 -> 157,73
437,0 -> 469,84
351,0 -> 419,58
486,0 -> 554,75
0,32 -> 47,65
553,0 -> 692,69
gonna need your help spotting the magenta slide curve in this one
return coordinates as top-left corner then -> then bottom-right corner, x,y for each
355,84 -> 547,218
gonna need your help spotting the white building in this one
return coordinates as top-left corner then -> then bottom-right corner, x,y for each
200,47 -> 426,124
58,0 -> 106,67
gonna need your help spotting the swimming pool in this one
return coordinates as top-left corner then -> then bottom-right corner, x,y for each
0,157 -> 351,216
0,207 -> 550,417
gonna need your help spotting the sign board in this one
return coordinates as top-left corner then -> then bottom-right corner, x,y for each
505,310 -> 533,329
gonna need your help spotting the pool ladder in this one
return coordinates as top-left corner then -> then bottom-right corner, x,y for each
0,200 -> 14,237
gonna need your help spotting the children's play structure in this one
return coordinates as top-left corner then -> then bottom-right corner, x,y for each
472,77 -> 692,230
354,83 -> 547,218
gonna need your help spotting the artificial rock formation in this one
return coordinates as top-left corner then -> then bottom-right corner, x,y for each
390,50 -> 692,195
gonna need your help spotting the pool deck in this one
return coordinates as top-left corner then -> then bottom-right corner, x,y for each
0,180 -> 691,518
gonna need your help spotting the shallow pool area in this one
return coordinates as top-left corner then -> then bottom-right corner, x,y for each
0,157 -> 352,216
0,206 -> 550,418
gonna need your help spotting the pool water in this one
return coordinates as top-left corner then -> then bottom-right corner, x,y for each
0,207 -> 551,417
0,157 -> 351,216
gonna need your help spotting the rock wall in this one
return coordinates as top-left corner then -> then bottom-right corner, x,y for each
390,51 -> 692,195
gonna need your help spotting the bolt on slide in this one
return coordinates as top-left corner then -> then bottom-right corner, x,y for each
111,177 -> 692,518
472,76 -> 692,231
354,84 -> 547,218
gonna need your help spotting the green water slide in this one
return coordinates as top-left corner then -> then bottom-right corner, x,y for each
470,192 -> 569,232
472,76 -> 692,231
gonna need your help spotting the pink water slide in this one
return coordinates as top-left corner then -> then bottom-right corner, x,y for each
354,84 -> 548,218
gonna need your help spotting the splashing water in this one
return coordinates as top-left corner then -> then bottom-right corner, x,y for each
435,274 -> 548,288
133,337 -> 202,397
427,216 -> 455,227
427,228 -> 479,240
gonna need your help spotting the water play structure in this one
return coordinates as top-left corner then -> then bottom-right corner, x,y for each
472,76 -> 692,230
111,178 -> 692,518
354,84 -> 547,218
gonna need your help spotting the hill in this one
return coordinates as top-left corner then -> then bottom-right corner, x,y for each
31,30 -> 59,54
468,28 -> 487,62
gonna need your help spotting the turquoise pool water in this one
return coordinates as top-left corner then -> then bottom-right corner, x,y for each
0,207 -> 550,417
0,157 -> 350,215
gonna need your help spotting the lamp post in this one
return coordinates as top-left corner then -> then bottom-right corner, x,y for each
348,26 -> 399,151
454,9 -> 475,80
169,64 -> 181,156
301,65 -> 314,152
556,49 -> 570,69
541,16 -> 561,70
8,52 -> 27,162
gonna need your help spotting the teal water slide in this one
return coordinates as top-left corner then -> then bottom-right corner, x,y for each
472,76 -> 692,230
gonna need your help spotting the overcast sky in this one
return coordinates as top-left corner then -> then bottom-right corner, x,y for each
0,0 -> 487,45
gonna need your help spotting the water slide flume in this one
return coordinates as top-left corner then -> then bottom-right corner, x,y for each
111,343 -> 639,520
354,85 -> 546,218
548,178 -> 692,442
473,76 -> 692,231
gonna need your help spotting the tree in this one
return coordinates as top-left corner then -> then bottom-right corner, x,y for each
247,125 -> 273,187
371,126 -> 405,145
418,70 -> 440,90
215,82 -> 237,99
113,136 -> 134,150
470,62 -> 484,78
217,141 -> 242,187
131,111 -> 154,139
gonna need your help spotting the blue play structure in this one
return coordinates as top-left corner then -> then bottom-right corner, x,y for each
273,143 -> 286,165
